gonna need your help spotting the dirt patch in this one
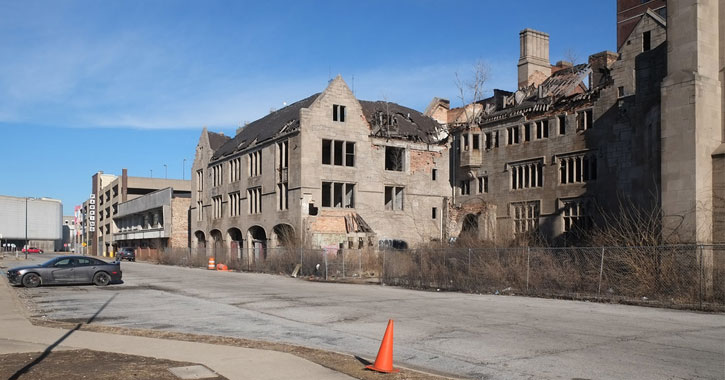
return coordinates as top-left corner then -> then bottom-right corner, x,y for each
0,349 -> 227,380
31,319 -> 454,380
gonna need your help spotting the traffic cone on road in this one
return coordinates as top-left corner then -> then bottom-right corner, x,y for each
207,257 -> 215,270
366,319 -> 399,373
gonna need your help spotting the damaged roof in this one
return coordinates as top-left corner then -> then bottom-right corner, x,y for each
360,100 -> 446,143
477,64 -> 595,124
207,131 -> 231,151
212,93 -> 319,160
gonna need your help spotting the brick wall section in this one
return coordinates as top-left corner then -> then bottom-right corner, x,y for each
409,149 -> 442,174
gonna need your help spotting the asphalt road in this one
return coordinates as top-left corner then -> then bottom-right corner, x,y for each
3,255 -> 724,379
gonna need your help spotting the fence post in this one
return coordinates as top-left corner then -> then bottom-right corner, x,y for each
359,250 -> 362,275
699,244 -> 704,310
299,247 -> 303,277
468,248 -> 472,275
598,247 -> 605,297
382,249 -> 386,285
526,247 -> 530,293
342,249 -> 346,278
324,250 -> 328,281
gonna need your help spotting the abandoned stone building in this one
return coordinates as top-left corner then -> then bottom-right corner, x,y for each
191,76 -> 450,261
426,0 -> 724,245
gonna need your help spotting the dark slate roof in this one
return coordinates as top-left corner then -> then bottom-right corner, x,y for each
207,131 -> 231,151
212,93 -> 320,160
360,100 -> 444,143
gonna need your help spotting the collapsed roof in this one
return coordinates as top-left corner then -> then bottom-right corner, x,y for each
211,94 -> 446,162
211,94 -> 319,161
360,100 -> 447,143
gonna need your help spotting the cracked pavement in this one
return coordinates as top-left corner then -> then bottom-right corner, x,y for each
8,257 -> 725,379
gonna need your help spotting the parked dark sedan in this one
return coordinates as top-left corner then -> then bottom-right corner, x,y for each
115,247 -> 136,262
6,256 -> 122,288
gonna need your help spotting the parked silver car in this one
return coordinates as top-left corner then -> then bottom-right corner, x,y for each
6,256 -> 122,288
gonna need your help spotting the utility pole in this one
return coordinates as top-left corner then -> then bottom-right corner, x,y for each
164,164 -> 167,179
24,197 -> 28,259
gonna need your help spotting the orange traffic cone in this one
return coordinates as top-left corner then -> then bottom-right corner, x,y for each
366,319 -> 400,373
207,257 -> 215,270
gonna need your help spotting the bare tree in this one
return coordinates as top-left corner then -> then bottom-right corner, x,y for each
563,48 -> 580,65
454,60 -> 491,124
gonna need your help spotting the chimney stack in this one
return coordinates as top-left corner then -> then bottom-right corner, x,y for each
517,29 -> 552,88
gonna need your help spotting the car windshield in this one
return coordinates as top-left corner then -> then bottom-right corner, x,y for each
41,257 -> 62,267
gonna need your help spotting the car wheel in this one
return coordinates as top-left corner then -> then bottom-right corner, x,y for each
22,273 -> 41,288
93,272 -> 111,286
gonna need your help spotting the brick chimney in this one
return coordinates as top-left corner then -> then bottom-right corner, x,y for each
588,51 -> 618,88
517,29 -> 552,88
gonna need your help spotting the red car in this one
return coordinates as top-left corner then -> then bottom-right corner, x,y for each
22,247 -> 44,254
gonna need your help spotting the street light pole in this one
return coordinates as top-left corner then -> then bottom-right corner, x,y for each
150,169 -> 153,178
25,197 -> 28,259
164,164 -> 167,179
183,159 -> 187,180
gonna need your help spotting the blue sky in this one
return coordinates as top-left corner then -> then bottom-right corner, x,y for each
0,0 -> 615,212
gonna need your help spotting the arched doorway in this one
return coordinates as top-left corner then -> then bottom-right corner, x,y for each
226,227 -> 243,262
247,226 -> 267,264
460,214 -> 479,241
272,224 -> 296,248
210,229 -> 223,262
194,231 -> 206,249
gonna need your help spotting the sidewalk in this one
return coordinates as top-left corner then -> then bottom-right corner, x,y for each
0,278 -> 353,380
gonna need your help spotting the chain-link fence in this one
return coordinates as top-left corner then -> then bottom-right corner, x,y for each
154,244 -> 724,310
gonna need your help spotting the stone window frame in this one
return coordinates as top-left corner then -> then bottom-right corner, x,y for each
321,181 -> 355,209
556,150 -> 598,185
211,196 -> 223,220
507,158 -> 544,190
248,150 -> 262,177
511,200 -> 540,235
560,197 -> 594,234
384,185 -> 404,211
247,187 -> 262,215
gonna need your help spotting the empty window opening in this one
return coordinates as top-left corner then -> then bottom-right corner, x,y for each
333,140 -> 344,165
432,207 -> 437,219
460,180 -> 471,195
512,201 -> 540,234
322,182 -> 331,207
577,109 -> 593,131
334,182 -> 343,208
277,183 -> 288,211
384,186 -> 404,211
478,176 -> 489,193
558,115 -> 566,135
642,31 -> 651,51
510,160 -> 544,190
462,134 -> 469,151
322,181 -> 355,208
432,168 -> 437,181
332,104 -> 346,122
345,142 -> 355,166
322,139 -> 332,165
385,146 -> 405,171
524,124 -> 531,142
559,154 -> 598,184
472,134 -> 480,150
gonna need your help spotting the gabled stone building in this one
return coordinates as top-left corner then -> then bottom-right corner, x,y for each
191,77 -> 449,262
428,0 -> 724,246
